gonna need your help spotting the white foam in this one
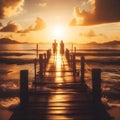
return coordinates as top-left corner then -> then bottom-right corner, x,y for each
0,97 -> 20,109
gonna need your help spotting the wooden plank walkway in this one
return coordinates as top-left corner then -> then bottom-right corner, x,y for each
10,51 -> 112,120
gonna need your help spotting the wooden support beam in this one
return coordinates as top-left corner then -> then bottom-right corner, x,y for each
36,43 -> 38,59
80,56 -> 85,84
20,70 -> 28,107
44,53 -> 47,75
92,69 -> 102,103
72,54 -> 76,76
47,49 -> 51,61
66,49 -> 70,62
34,59 -> 37,89
39,54 -> 43,77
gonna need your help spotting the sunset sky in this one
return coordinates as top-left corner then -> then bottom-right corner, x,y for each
0,0 -> 120,43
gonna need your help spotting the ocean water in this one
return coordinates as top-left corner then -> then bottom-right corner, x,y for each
0,43 -> 120,111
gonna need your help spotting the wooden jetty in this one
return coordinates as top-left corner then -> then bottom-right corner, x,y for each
10,47 -> 112,120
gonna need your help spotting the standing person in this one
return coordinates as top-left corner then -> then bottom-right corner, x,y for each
52,39 -> 58,54
60,40 -> 64,55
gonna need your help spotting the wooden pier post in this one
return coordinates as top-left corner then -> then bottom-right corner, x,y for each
34,59 -> 37,89
20,70 -> 28,106
92,69 -> 101,103
44,53 -> 47,74
65,49 -> 70,62
47,50 -> 49,61
70,54 -> 72,67
71,44 -> 73,53
36,43 -> 38,59
39,54 -> 43,77
47,49 -> 51,62
74,47 -> 76,53
72,54 -> 76,76
80,56 -> 85,84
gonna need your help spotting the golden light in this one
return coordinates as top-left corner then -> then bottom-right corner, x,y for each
55,53 -> 63,84
52,25 -> 65,39
77,16 -> 84,25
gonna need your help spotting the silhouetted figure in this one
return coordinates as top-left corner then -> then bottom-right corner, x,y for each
60,40 -> 64,55
52,39 -> 58,54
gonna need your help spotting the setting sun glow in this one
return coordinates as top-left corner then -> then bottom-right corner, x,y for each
52,25 -> 65,39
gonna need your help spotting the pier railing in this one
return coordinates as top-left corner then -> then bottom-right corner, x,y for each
65,48 -> 120,80
33,49 -> 51,87
65,48 -> 119,103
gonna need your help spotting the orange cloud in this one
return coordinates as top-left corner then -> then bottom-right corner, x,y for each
0,21 -> 21,32
95,0 -> 120,23
69,0 -> 120,26
0,17 -> 46,33
18,17 -> 46,33
80,30 -> 97,37
33,17 -> 46,31
69,6 -> 95,26
80,29 -> 107,38
0,0 -> 24,19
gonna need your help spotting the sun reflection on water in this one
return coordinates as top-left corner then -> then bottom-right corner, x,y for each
47,46 -> 71,119
54,46 -> 64,84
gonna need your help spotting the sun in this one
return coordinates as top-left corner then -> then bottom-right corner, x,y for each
52,25 -> 65,39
